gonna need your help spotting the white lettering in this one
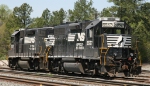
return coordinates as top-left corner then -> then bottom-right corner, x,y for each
29,45 -> 36,50
77,33 -> 85,41
87,41 -> 92,45
44,35 -> 55,46
76,43 -> 84,49
68,33 -> 75,41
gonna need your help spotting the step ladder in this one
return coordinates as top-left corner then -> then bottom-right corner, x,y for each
99,47 -> 109,65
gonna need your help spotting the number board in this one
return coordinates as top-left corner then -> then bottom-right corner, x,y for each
102,21 -> 124,28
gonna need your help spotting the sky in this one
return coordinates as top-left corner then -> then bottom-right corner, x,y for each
1,0 -> 149,18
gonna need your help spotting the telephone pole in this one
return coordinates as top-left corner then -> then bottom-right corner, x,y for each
120,0 -> 122,20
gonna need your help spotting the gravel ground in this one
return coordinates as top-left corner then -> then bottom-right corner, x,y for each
0,69 -> 149,86
0,72 -> 102,86
0,60 -> 8,66
0,80 -> 33,86
142,63 -> 150,70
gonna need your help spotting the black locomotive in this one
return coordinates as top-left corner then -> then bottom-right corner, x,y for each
8,17 -> 141,77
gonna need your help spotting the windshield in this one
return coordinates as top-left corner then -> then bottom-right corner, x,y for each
103,28 -> 129,34
11,37 -> 14,44
26,30 -> 35,37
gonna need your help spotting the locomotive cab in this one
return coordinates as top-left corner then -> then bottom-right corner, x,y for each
85,17 -> 141,77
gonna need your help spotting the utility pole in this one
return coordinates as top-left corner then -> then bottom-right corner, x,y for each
95,11 -> 98,19
120,0 -> 122,20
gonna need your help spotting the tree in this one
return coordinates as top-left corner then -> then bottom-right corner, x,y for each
0,4 -> 11,26
0,4 -> 12,59
28,17 -> 45,28
100,7 -> 117,17
3,14 -> 20,57
0,5 -> 12,58
0,4 -> 11,21
58,8 -> 66,24
42,8 -> 51,26
68,0 -> 97,21
49,8 -> 66,26
13,3 -> 33,28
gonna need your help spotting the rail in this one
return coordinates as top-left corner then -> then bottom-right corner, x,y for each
0,68 -> 149,86
0,75 -> 70,86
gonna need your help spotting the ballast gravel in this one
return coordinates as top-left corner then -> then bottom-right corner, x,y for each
0,60 -> 150,86
0,80 -> 33,86
0,72 -> 104,86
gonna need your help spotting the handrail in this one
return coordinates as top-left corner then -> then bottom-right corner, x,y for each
99,34 -> 109,65
44,46 -> 51,62
39,46 -> 42,55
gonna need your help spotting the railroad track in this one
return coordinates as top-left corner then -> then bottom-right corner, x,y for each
0,68 -> 149,86
0,60 -> 8,66
142,70 -> 150,74
0,75 -> 71,86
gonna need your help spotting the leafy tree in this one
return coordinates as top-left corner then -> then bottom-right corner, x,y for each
0,6 -> 11,37
100,7 -> 117,17
29,8 -> 66,28
49,8 -> 66,26
58,8 -> 66,24
29,8 -> 50,28
0,5 -> 12,58
68,0 -> 97,21
0,4 -> 11,22
28,17 -> 45,28
6,14 -> 18,28
13,3 -> 33,28
3,13 -> 20,57
42,8 -> 51,26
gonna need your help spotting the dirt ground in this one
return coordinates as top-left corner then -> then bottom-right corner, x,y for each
142,63 -> 150,71
0,60 -> 8,66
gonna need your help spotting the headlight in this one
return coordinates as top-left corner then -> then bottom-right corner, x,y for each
113,53 -> 117,57
130,53 -> 133,57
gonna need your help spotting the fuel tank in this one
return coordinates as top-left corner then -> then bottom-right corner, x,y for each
63,62 -> 84,74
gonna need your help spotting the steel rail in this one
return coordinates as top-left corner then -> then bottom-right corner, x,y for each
0,75 -> 76,86
0,68 -> 149,86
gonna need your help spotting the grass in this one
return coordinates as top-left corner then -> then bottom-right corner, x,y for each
46,73 -> 53,77
0,55 -> 7,60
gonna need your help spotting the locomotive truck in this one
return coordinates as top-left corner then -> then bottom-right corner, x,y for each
8,17 -> 141,77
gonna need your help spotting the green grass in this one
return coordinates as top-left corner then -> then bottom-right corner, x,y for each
0,55 -> 7,60
46,73 -> 53,77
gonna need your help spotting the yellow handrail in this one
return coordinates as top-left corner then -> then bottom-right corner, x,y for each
104,47 -> 109,65
39,46 -> 42,55
99,34 -> 109,65
45,46 -> 51,62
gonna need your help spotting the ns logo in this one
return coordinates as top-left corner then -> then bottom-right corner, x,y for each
68,32 -> 85,42
116,36 -> 124,46
68,32 -> 85,49
76,33 -> 85,49
76,33 -> 85,41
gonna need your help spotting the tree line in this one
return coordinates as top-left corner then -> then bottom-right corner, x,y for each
0,0 -> 150,62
